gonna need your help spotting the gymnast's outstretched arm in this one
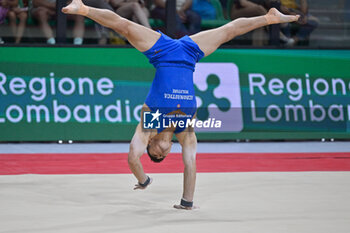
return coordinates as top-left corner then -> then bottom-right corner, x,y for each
174,128 -> 198,210
62,0 -> 160,52
190,8 -> 300,57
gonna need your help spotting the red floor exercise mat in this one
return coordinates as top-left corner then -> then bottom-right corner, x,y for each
1,153 -> 350,175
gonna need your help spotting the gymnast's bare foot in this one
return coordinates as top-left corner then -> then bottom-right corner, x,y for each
265,8 -> 300,25
62,0 -> 89,16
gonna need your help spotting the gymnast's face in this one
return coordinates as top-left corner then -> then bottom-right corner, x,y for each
147,136 -> 173,163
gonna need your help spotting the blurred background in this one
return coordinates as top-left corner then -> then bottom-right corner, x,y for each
1,2 -> 350,231
0,0 -> 349,47
0,0 -> 350,142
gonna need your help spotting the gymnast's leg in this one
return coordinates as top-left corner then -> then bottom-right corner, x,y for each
62,0 -> 160,52
190,8 -> 300,57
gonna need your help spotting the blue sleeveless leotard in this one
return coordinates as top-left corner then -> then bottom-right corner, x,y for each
143,32 -> 205,133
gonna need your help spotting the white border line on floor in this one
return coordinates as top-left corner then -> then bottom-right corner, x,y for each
1,141 -> 350,154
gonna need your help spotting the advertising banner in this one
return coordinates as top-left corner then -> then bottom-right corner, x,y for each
0,47 -> 349,141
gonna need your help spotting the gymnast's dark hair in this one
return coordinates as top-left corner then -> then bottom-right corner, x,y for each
147,145 -> 165,163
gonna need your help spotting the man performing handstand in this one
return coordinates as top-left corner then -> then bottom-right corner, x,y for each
62,1 -> 299,210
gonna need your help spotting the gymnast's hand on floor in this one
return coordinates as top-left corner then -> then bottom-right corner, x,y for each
173,204 -> 199,210
133,176 -> 153,190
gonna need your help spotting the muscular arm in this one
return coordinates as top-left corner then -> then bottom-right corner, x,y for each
182,142 -> 197,202
128,124 -> 149,184
176,130 -> 197,205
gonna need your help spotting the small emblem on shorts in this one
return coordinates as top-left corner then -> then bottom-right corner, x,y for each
154,49 -> 162,55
